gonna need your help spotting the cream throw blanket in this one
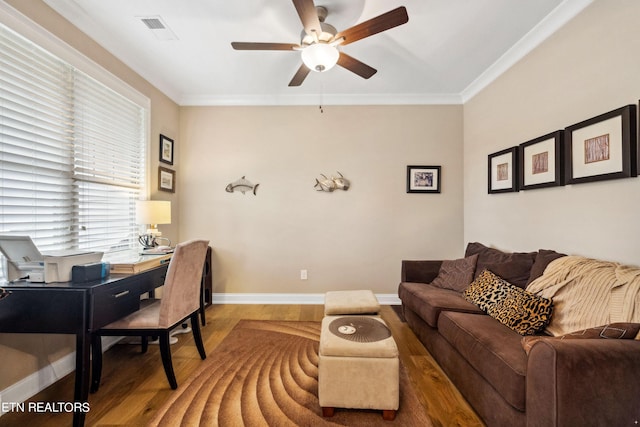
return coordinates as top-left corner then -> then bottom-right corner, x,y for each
527,256 -> 640,336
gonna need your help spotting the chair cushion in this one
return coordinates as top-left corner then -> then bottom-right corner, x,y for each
102,298 -> 161,329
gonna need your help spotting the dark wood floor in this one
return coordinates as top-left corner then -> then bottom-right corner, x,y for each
0,304 -> 484,426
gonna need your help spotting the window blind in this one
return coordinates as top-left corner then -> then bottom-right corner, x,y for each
0,24 -> 74,252
73,73 -> 146,251
0,21 -> 147,269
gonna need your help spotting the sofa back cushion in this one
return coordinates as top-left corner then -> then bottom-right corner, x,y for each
430,254 -> 478,291
465,242 -> 536,289
526,249 -> 567,286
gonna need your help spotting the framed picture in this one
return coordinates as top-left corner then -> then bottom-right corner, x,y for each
488,147 -> 518,193
519,130 -> 564,190
158,167 -> 175,193
406,165 -> 441,193
564,104 -> 637,184
159,134 -> 174,165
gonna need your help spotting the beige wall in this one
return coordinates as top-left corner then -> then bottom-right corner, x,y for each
463,0 -> 640,265
179,105 -> 464,295
0,0 -> 180,393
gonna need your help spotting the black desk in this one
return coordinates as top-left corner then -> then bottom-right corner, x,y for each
0,263 -> 168,427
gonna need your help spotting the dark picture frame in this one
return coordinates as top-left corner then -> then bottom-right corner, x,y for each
488,147 -> 519,193
158,166 -> 175,193
159,134 -> 174,165
564,104 -> 637,185
519,130 -> 564,190
406,165 -> 441,193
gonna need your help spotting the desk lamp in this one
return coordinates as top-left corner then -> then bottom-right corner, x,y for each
136,200 -> 171,249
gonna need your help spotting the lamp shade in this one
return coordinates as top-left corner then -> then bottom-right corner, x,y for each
301,43 -> 339,72
136,200 -> 171,225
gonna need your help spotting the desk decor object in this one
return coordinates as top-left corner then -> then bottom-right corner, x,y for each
159,134 -> 174,165
519,130 -> 564,190
488,148 -> 518,194
564,104 -> 637,184
407,165 -> 441,193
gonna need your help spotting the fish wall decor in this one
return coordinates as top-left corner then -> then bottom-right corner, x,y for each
225,176 -> 259,195
314,172 -> 350,192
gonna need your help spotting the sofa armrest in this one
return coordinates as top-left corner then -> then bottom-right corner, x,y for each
401,260 -> 442,283
527,339 -> 640,427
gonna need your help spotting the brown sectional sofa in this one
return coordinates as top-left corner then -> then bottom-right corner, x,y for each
398,243 -> 640,427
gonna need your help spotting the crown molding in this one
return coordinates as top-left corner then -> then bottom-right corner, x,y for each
179,92 -> 463,107
460,0 -> 594,103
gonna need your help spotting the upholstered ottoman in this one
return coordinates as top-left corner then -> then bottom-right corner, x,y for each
324,289 -> 380,316
318,315 -> 399,420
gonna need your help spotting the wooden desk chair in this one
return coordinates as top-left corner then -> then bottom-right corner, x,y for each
90,239 -> 209,392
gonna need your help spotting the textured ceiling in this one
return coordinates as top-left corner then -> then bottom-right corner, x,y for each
43,0 -> 593,106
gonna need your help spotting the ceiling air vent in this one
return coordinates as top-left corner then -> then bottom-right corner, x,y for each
138,16 -> 178,40
141,18 -> 166,30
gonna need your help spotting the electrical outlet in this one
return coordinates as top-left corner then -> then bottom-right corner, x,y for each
300,269 -> 308,280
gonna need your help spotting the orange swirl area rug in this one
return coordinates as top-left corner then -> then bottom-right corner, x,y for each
150,320 -> 432,426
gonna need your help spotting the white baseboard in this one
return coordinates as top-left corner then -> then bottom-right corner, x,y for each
1,293 -> 401,415
210,293 -> 401,305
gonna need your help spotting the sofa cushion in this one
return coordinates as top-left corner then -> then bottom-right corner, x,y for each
463,269 -> 554,335
430,254 -> 478,291
526,249 -> 567,286
398,282 -> 484,328
465,242 -> 536,288
438,311 -> 527,411
521,322 -> 640,355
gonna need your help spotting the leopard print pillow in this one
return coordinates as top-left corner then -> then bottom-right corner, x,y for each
464,269 -> 554,335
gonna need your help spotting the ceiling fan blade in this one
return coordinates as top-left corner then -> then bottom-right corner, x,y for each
288,64 -> 311,87
335,6 -> 409,46
337,52 -> 377,79
292,0 -> 323,37
231,42 -> 299,51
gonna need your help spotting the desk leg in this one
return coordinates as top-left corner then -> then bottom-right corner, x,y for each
73,331 -> 91,427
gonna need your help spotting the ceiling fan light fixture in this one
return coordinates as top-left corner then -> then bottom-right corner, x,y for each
301,43 -> 339,72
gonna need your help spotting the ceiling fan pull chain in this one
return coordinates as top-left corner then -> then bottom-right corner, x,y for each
319,78 -> 324,113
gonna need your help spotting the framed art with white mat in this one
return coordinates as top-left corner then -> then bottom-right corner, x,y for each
564,104 -> 637,185
488,147 -> 518,193
406,165 -> 441,193
519,130 -> 564,190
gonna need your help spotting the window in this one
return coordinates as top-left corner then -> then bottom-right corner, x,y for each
0,18 -> 147,267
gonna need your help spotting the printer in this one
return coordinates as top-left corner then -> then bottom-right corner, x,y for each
0,235 -> 103,283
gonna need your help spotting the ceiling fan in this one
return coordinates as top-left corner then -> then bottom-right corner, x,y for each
231,0 -> 409,87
